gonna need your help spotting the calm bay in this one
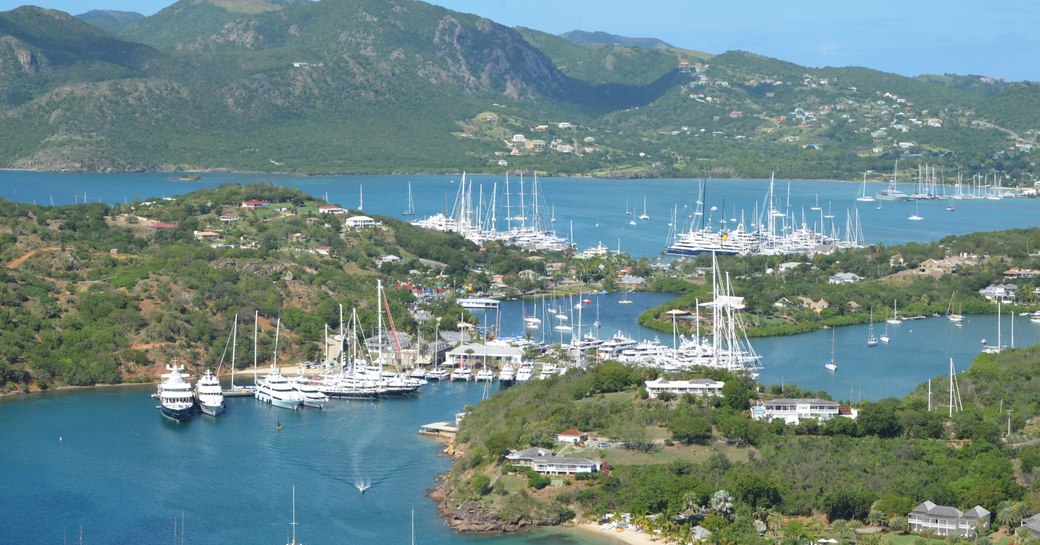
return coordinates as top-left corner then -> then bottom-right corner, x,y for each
1,171 -> 1038,542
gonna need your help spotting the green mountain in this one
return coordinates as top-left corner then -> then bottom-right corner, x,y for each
75,9 -> 144,34
0,1 -> 1035,180
560,29 -> 673,49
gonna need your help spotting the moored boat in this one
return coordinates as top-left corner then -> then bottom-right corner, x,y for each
195,369 -> 225,416
155,363 -> 194,423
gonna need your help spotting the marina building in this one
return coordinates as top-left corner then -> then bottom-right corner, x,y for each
444,343 -> 523,368
644,378 -> 725,399
907,501 -> 990,537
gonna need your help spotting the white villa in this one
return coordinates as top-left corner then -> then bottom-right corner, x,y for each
644,378 -> 724,399
908,501 -> 990,537
750,398 -> 856,424
504,447 -> 600,474
344,215 -> 377,228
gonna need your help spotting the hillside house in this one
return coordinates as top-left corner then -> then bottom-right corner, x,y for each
241,199 -> 267,209
979,284 -> 1017,303
556,429 -> 588,444
796,296 -> 829,313
219,213 -> 240,223
1021,514 -> 1040,538
318,205 -> 346,215
344,216 -> 376,228
751,398 -> 856,424
644,378 -> 724,399
908,502 -> 990,537
828,272 -> 862,284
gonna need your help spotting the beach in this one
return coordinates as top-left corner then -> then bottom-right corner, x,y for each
572,522 -> 667,545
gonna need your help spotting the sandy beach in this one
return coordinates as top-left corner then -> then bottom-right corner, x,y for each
572,522 -> 669,545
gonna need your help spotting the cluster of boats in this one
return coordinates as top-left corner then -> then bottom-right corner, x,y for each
410,172 -> 572,252
666,174 -> 867,257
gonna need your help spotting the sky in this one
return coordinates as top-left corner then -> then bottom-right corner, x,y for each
2,0 -> 1037,81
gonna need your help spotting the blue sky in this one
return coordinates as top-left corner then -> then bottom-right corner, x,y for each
3,0 -> 1037,81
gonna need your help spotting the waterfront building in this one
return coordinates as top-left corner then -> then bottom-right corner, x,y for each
444,343 -> 523,368
907,501 -> 990,537
644,377 -> 724,399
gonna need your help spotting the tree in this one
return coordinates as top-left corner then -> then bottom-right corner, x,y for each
711,489 -> 735,519
668,413 -> 713,445
732,471 -> 782,511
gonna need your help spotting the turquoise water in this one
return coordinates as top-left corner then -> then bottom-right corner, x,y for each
0,381 -> 627,544
2,171 -> 1039,258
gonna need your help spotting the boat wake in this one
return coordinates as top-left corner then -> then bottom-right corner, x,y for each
354,476 -> 371,494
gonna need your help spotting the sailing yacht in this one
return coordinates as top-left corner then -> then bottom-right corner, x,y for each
195,369 -> 225,416
947,292 -> 964,323
810,194 -> 822,211
908,201 -> 923,221
866,309 -> 879,347
879,321 -> 891,344
824,329 -> 837,371
155,362 -> 195,422
856,173 -> 876,202
639,196 -> 650,220
982,299 -> 1003,354
876,161 -> 910,201
618,290 -> 633,304
886,300 -> 902,325
403,181 -> 415,216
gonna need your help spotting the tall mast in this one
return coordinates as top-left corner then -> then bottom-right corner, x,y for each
253,310 -> 259,382
231,313 -> 238,387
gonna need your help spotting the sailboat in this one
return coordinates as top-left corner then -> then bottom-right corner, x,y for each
908,201 -> 923,221
982,299 -> 1003,354
946,292 -> 964,323
823,201 -> 835,219
285,486 -> 301,545
886,300 -> 902,325
618,289 -> 633,305
856,172 -> 876,202
879,321 -> 891,344
810,194 -> 822,211
639,196 -> 650,220
946,198 -> 955,212
402,182 -> 415,216
358,185 -> 364,211
866,308 -> 879,347
624,199 -> 632,215
824,329 -> 837,371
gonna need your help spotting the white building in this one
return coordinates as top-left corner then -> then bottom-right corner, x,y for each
750,398 -> 855,424
644,378 -> 724,399
908,502 -> 990,538
530,456 -> 601,475
444,343 -> 523,367
344,215 -> 376,228
828,272 -> 862,284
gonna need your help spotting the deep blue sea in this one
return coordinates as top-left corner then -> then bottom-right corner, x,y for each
2,171 -> 1039,259
1,171 -> 1038,542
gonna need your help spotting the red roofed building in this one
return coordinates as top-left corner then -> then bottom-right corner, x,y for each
150,222 -> 178,231
241,199 -> 267,209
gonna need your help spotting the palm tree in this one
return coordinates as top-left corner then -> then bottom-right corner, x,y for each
710,490 -> 735,519
767,511 -> 785,538
833,519 -> 851,545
